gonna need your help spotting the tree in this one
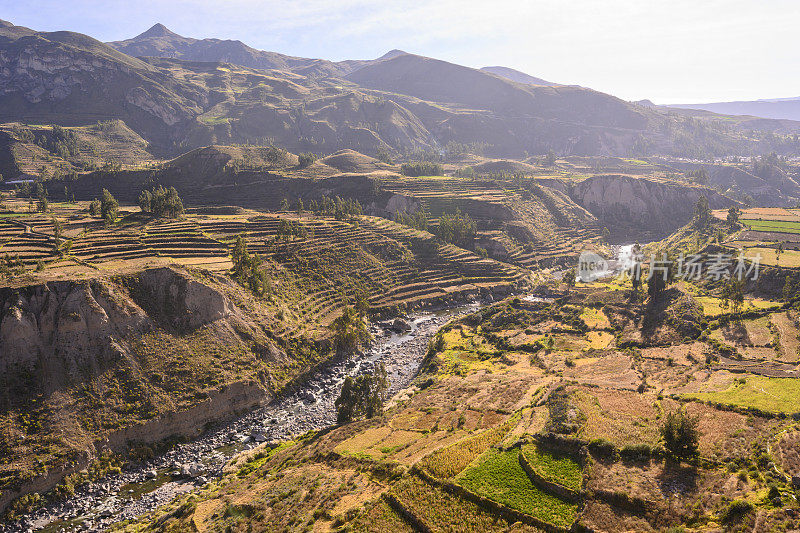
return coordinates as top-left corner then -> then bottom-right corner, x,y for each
230,234 -> 269,296
436,209 -> 476,248
52,218 -> 62,249
647,255 -> 672,302
35,183 -> 48,213
331,306 -> 371,352
400,161 -> 443,177
693,195 -> 711,229
100,189 -> 118,224
776,242 -> 785,266
140,186 -> 184,218
660,410 -> 699,462
89,198 -> 100,218
138,189 -> 152,213
280,198 -> 289,211
296,198 -> 304,216
726,205 -> 741,226
721,278 -> 745,315
544,149 -> 557,167
297,153 -> 317,168
335,363 -> 388,424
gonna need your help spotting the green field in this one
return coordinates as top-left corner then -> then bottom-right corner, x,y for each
742,218 -> 800,234
521,443 -> 583,491
457,448 -> 578,527
684,375 -> 800,414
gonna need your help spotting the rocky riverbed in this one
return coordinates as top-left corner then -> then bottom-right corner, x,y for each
9,305 -> 477,533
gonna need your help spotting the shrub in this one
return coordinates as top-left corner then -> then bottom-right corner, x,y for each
719,499 -> 753,524
588,438 -> 616,458
620,443 -> 652,462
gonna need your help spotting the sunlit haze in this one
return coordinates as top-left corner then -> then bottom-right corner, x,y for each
4,0 -> 799,103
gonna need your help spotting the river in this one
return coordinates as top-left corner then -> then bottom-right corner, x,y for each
9,303 -> 483,533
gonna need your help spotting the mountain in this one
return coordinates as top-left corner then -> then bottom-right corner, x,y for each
480,65 -> 558,86
668,97 -> 800,122
108,23 -> 358,78
2,19 -> 800,166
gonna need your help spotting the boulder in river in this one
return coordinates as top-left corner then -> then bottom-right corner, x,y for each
391,318 -> 412,332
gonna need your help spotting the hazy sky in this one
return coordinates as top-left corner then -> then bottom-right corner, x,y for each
3,0 -> 798,103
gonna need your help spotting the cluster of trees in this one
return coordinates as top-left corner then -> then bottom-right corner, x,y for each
0,254 -> 25,279
395,209 -> 428,231
308,196 -> 363,221
687,168 -> 709,185
231,235 -> 270,296
335,363 -> 387,424
400,161 -> 443,177
276,219 -> 308,240
436,209 -> 476,248
138,186 -> 184,218
89,189 -> 119,224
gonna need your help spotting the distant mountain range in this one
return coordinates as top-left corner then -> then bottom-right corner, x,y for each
0,18 -> 798,169
668,97 -> 800,122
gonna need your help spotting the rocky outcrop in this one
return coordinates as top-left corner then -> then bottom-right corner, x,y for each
123,267 -> 234,331
0,279 -> 150,393
570,174 -> 736,237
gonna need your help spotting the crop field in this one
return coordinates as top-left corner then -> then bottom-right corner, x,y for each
418,420 -> 513,479
457,448 -> 579,528
520,443 -> 583,491
389,476 -> 537,532
684,375 -> 800,415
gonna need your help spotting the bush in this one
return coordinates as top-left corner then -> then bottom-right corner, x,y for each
588,438 -> 616,458
619,443 -> 652,462
720,499 -> 753,524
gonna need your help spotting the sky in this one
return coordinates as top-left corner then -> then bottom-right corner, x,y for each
2,0 -> 799,104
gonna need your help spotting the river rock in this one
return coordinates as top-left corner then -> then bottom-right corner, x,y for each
391,318 -> 412,332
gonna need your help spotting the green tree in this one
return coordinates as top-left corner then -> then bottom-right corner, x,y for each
331,306 -> 372,352
138,189 -> 152,213
726,205 -> 741,226
297,153 -> 317,168
776,242 -> 785,266
35,183 -> 48,213
89,198 -> 100,218
230,234 -> 270,296
660,410 -> 699,462
335,363 -> 388,424
436,209 -> 476,248
100,189 -> 118,224
693,195 -> 711,229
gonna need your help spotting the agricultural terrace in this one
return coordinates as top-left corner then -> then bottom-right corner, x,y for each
122,285 -> 800,532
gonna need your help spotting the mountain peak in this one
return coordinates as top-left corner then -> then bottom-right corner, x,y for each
376,49 -> 408,61
136,23 -> 178,39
